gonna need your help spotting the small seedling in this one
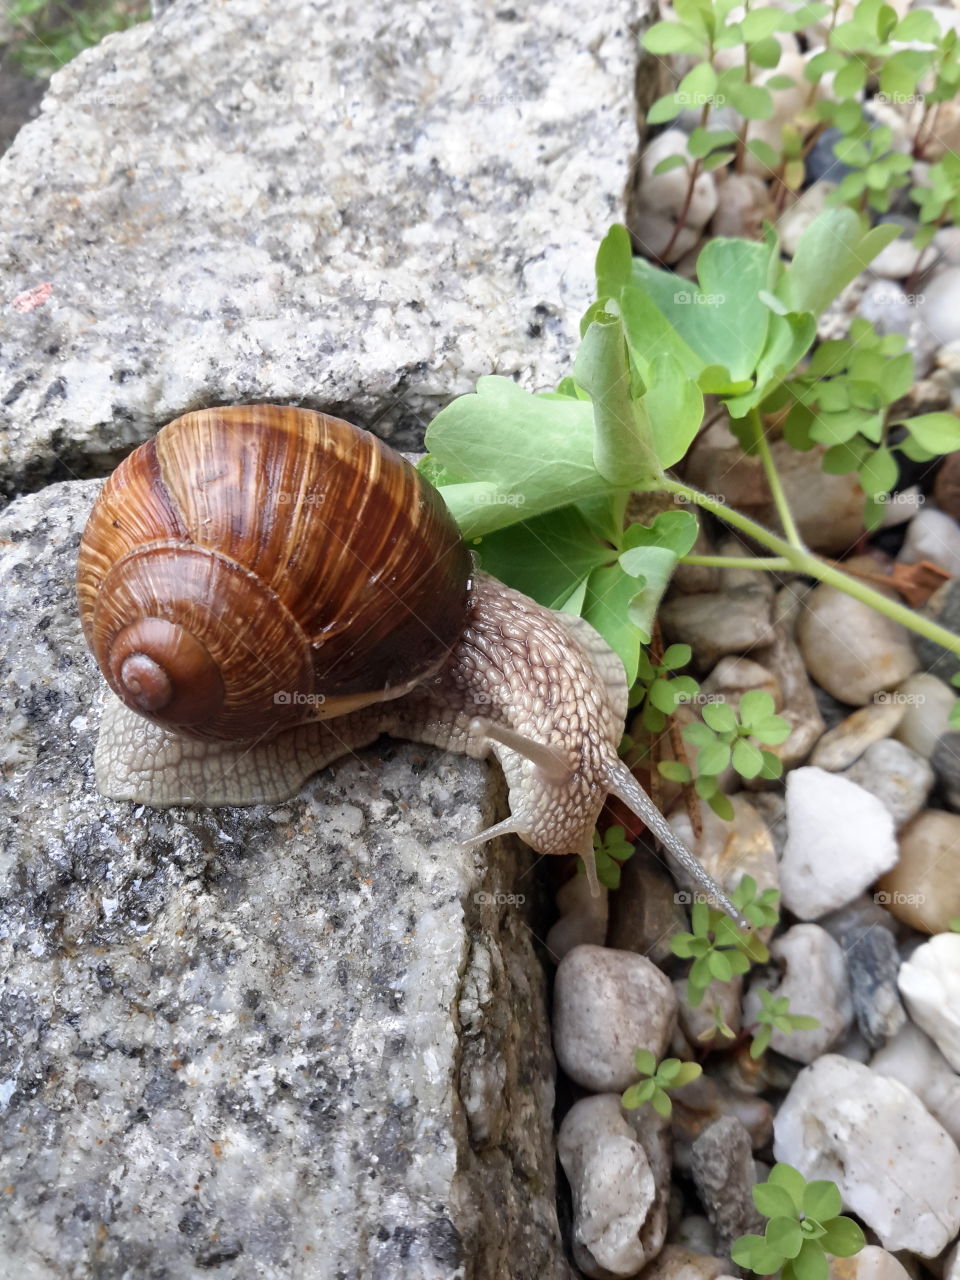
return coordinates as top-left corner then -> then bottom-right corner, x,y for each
732,1163 -> 866,1280
633,644 -> 700,734
663,691 -> 790,819
671,877 -> 774,1007
749,989 -> 821,1058
621,1050 -> 703,1118
579,825 -> 637,891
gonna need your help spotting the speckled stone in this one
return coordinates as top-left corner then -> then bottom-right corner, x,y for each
0,0 -> 650,495
0,481 -> 566,1278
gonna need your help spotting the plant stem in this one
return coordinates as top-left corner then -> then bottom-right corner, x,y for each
659,479 -> 960,658
680,554 -> 793,569
747,407 -> 804,548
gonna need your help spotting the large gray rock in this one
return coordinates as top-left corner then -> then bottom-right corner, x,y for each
0,479 -> 567,1276
0,0 -> 650,495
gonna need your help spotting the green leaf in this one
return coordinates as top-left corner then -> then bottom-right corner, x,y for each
672,1061 -> 703,1087
688,127 -> 739,158
778,209 -> 901,319
834,59 -> 868,98
662,643 -> 693,670
698,741 -> 732,775
659,759 -> 693,782
894,9 -> 939,41
595,223 -> 634,302
750,1024 -> 773,1058
703,701 -> 738,733
644,355 -> 706,469
618,510 -> 699,643
803,1181 -> 842,1222
732,1234 -> 784,1275
582,564 -> 644,682
789,1239 -> 830,1280
768,1164 -> 808,1214
634,1047 -> 657,1076
647,93 -> 686,124
643,19 -> 708,53
738,689 -> 775,728
754,1182 -> 801,1220
708,791 -> 735,820
742,7 -> 788,39
575,313 -> 661,485
859,445 -> 898,501
898,412 -> 960,454
622,1078 -> 657,1108
652,1088 -> 673,1118
472,506 -> 612,610
733,739 -> 765,778
727,81 -> 775,118
766,1217 -> 804,1258
818,1216 -> 865,1257
683,721 -> 717,748
708,950 -> 734,981
654,154 -> 689,175
748,138 -> 781,168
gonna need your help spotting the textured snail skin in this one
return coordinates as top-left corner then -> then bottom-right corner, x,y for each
81,405 -> 736,914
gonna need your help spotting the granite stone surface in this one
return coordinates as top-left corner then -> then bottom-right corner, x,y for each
0,480 -> 567,1277
0,0 -> 651,496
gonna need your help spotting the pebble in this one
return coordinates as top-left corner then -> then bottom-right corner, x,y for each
671,1075 -> 774,1171
872,1022 -> 960,1147
633,204 -> 701,266
810,702 -> 905,771
915,579 -> 960,683
675,1216 -> 717,1258
856,279 -> 915,338
868,228 -> 937,280
558,1094 -> 668,1278
773,1054 -> 960,1256
796,584 -> 919,705
841,738 -> 933,827
606,854 -> 689,967
877,810 -> 960,933
931,731 -> 960,809
778,184 -> 837,256
667,795 -> 779,914
640,1245 -> 730,1280
829,1246 -> 914,1280
676,975 -> 742,1052
690,1116 -> 763,1255
948,1242 -> 960,1280
699,657 -> 780,711
898,933 -> 960,1072
642,131 -> 719,229
744,925 -> 853,1063
834,918 -> 905,1048
804,130 -> 857,187
658,587 -> 776,673
934,452 -> 960,519
710,173 -> 768,240
545,873 -> 608,962
898,506 -> 960,578
893,673 -> 958,757
779,768 -> 899,920
750,623 -> 827,774
920,268 -> 960,346
773,441 -> 867,555
553,945 -> 677,1092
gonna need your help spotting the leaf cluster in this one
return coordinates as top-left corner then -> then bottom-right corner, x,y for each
671,876 -> 777,1006
621,1050 -> 703,1117
8,0 -> 148,77
749,989 -> 821,1058
732,1164 -> 866,1280
778,317 -> 957,527
583,825 -> 637,891
661,691 -> 790,819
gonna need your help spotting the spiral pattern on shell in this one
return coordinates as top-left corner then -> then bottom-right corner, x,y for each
77,405 -> 473,740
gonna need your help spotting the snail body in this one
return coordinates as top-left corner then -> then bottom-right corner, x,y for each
79,405 -> 733,911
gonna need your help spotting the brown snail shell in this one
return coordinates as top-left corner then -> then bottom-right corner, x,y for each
77,404 -> 472,740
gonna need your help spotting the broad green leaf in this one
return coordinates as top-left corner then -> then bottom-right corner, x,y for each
620,282 -> 705,380
471,506 -> 613,610
739,689 -> 776,727
818,1216 -> 866,1257
659,759 -> 693,782
634,1047 -> 657,1075
644,355 -> 705,468
683,721 -> 717,748
688,126 -> 739,158
733,739 -> 764,778
898,412 -> 960,454
803,1180 -> 842,1222
652,1089 -> 673,1118
748,138 -> 781,168
893,9 -> 939,41
679,61 -> 719,99
768,1163 -> 808,1213
618,511 -> 699,642
727,81 -> 775,118
754,1182 -> 800,1220
708,791 -> 735,820
788,1239 -> 830,1280
697,740 -> 732,774
622,1078 -> 657,1108
582,563 -> 645,682
742,7 -> 788,39
703,701 -> 738,733
859,445 -> 898,500
766,1217 -> 804,1258
575,313 -> 661,485
643,20 -> 708,53
662,643 -> 693,670
778,209 -> 901,318
672,1061 -> 703,1086
595,223 -> 634,302
647,94 -> 687,124
654,154 -> 689,175
656,1057 -> 683,1083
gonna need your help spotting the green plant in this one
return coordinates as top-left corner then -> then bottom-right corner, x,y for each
749,989 -> 821,1058
949,917 -> 960,932
420,215 -> 960,735
621,1050 -> 703,1117
775,317 -> 953,529
670,876 -> 776,1006
633,643 -> 700,733
732,1164 -> 866,1280
8,0 -> 148,77
660,691 -> 790,819
580,825 -> 637,890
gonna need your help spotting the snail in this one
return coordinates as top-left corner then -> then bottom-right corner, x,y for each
77,403 -> 734,913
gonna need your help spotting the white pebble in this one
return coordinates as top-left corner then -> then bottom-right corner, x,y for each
899,506 -> 960,578
898,933 -> 960,1072
745,924 -> 852,1064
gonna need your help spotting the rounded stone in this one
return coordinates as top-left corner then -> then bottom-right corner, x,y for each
553,945 -> 677,1092
796,584 -> 918,706
877,810 -> 960,933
